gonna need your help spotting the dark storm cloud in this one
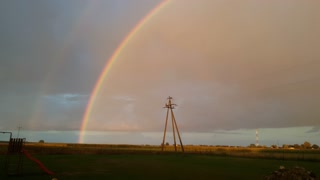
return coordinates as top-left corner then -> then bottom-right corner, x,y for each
0,0 -> 93,94
0,0 -> 162,94
0,0 -> 162,130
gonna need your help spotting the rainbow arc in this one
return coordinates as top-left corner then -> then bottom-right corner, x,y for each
79,0 -> 170,143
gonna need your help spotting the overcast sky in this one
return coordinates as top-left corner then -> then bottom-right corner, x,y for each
1,0 -> 320,145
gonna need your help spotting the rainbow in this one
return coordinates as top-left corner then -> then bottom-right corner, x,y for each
79,0 -> 170,143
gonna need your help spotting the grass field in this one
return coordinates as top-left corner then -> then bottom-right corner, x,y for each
0,143 -> 320,179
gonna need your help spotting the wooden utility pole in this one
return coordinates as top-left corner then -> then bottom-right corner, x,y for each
161,96 -> 184,152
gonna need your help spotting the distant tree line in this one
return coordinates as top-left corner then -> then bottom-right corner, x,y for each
281,141 -> 319,150
249,141 -> 319,150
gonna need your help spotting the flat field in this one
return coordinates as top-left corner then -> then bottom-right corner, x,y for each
0,143 -> 320,179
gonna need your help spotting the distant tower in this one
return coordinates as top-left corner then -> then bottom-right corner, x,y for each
161,96 -> 184,152
256,129 -> 259,146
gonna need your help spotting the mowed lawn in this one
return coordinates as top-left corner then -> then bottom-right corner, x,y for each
1,154 -> 320,180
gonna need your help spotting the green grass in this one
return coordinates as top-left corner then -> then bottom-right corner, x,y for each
0,143 -> 319,179
1,153 -> 320,180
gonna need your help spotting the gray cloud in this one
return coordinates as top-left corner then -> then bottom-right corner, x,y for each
0,0 -> 162,130
1,0 -> 320,141
88,0 -> 320,132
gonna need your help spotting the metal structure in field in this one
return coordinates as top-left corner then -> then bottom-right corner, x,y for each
6,138 -> 26,175
161,96 -> 184,152
1,131 -> 25,175
1,131 -> 54,176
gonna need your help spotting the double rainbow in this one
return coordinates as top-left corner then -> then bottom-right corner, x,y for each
79,0 -> 170,143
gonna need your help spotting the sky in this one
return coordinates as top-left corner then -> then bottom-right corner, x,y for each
1,0 -> 320,146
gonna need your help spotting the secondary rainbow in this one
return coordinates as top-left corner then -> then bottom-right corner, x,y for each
79,0 -> 170,143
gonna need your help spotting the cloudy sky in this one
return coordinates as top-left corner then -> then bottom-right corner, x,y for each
1,0 -> 320,146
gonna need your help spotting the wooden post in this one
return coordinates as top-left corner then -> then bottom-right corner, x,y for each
161,96 -> 184,152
